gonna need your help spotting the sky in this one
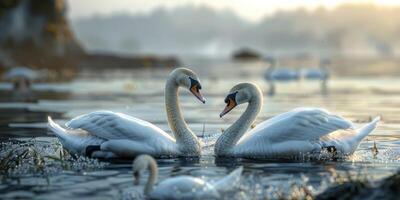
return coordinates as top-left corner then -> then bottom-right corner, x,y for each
66,0 -> 400,22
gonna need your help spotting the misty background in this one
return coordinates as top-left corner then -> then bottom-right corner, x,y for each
70,4 -> 400,58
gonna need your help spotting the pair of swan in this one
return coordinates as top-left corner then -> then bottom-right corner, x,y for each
264,58 -> 331,95
48,67 -> 380,159
131,155 -> 243,199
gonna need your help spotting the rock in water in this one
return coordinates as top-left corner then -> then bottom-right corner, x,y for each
0,0 -> 84,70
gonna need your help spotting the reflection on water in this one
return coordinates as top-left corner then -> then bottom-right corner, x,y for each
1,60 -> 400,199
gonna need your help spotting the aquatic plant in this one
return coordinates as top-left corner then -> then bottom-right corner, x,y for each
316,169 -> 400,200
0,139 -> 107,181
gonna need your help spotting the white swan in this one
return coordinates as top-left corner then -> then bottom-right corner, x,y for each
303,58 -> 330,94
3,66 -> 39,101
264,58 -> 300,95
215,83 -> 380,158
48,68 -> 205,158
3,66 -> 39,81
132,154 -> 243,199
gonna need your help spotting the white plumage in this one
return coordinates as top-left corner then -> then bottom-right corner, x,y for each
48,68 -> 205,158
216,83 -> 380,158
265,67 -> 301,81
48,111 -> 178,158
132,155 -> 243,200
3,66 -> 39,81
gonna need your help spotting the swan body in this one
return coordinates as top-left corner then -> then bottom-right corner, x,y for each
3,66 -> 39,81
303,68 -> 328,80
263,58 -> 300,95
132,155 -> 243,200
3,66 -> 39,101
303,59 -> 330,80
265,67 -> 300,81
216,83 -> 380,158
48,111 -> 179,157
48,68 -> 205,158
302,59 -> 330,94
264,58 -> 300,81
303,67 -> 329,94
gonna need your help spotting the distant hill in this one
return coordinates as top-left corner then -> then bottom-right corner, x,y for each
71,4 -> 400,58
71,5 -> 248,57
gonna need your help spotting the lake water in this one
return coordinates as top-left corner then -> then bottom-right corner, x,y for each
1,59 -> 400,199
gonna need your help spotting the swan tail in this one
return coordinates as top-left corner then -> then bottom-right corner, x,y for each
212,166 -> 243,192
48,116 -> 98,156
48,116 -> 69,141
354,116 -> 380,142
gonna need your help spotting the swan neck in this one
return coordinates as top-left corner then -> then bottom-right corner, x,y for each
144,158 -> 158,196
215,93 -> 262,155
165,77 -> 201,155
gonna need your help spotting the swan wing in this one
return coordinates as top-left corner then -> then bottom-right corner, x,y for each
243,108 -> 353,143
212,166 -> 243,192
66,110 -> 174,141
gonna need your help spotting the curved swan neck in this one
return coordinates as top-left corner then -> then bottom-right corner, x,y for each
144,157 -> 158,196
165,76 -> 201,155
215,90 -> 262,156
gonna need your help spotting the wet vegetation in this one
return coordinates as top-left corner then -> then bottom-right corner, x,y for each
0,140 -> 107,180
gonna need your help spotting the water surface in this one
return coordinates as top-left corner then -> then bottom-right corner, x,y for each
1,60 -> 400,199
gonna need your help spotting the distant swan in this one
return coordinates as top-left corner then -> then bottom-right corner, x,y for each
263,58 -> 300,95
215,83 -> 380,158
3,66 -> 39,101
48,68 -> 206,158
303,58 -> 330,94
132,155 -> 243,199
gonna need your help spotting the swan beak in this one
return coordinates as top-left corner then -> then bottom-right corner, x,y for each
190,85 -> 206,104
220,99 -> 237,118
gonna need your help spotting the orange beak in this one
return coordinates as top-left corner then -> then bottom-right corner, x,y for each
190,85 -> 206,104
220,99 -> 237,118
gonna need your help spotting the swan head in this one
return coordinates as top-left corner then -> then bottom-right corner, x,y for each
220,83 -> 262,118
132,155 -> 157,185
170,68 -> 206,104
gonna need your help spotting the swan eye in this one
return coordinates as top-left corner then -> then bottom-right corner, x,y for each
225,91 -> 238,104
220,91 -> 238,117
189,77 -> 201,89
189,77 -> 206,103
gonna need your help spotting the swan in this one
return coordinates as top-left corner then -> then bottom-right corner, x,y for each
263,58 -> 300,95
3,66 -> 39,81
132,154 -> 243,199
3,66 -> 40,101
47,68 -> 205,158
215,82 -> 380,158
303,58 -> 330,94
